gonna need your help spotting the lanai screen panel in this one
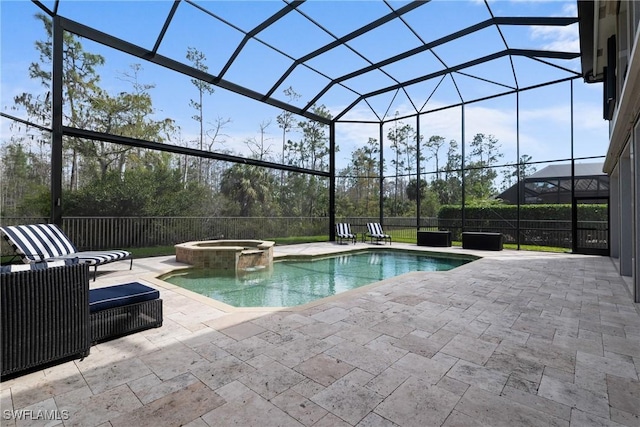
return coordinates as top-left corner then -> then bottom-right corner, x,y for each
1,0 -> 611,238
3,1 -> 587,137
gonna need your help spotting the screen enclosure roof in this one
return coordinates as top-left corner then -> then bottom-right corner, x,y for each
35,0 -> 583,126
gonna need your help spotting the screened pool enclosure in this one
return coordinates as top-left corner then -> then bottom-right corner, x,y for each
0,1 -> 609,253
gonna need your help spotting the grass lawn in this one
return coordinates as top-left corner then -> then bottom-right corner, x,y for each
0,234 -> 571,265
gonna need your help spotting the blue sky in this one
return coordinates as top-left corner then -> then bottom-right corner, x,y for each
1,0 -> 609,173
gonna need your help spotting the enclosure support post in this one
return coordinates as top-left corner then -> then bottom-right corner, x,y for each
516,92 -> 521,250
51,16 -> 64,227
329,121 -> 336,241
571,81 -> 577,253
379,122 -> 384,226
461,105 -> 466,233
416,115 -> 421,231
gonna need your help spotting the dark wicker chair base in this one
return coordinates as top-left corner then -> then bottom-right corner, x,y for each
1,264 -> 91,378
90,299 -> 163,344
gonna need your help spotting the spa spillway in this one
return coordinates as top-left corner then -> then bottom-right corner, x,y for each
175,240 -> 275,271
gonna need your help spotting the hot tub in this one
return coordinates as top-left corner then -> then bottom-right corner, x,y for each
174,240 -> 275,271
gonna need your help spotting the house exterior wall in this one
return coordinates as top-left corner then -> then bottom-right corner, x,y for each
634,119 -> 639,301
593,0 -> 640,302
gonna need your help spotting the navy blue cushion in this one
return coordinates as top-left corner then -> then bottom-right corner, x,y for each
89,282 -> 159,313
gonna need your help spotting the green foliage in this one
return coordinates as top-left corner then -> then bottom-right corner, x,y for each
418,190 -> 440,217
0,143 -> 50,216
220,164 -> 278,216
64,166 -> 214,216
438,203 -> 608,221
17,188 -> 51,217
405,178 -> 427,202
338,137 -> 380,216
4,13 -> 600,228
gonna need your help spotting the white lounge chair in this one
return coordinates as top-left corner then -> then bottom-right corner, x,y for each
366,223 -> 391,245
335,223 -> 357,244
0,223 -> 133,281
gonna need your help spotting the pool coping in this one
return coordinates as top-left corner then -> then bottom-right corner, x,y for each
146,245 -> 481,314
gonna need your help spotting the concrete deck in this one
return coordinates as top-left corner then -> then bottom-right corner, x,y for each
1,243 -> 639,426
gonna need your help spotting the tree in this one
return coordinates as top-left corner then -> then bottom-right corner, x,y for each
87,65 -> 174,180
202,116 -> 232,189
245,120 -> 273,161
220,164 -> 277,217
339,137 -> 379,215
282,105 -> 334,217
289,105 -> 333,170
276,87 -> 300,176
186,47 -> 215,183
0,142 -> 50,216
386,114 -> 415,216
500,154 -> 537,192
406,178 -> 427,202
465,133 -> 503,200
432,139 -> 462,205
13,12 -> 106,192
64,157 -> 214,217
12,15 -> 174,193
275,86 -> 301,208
424,135 -> 445,180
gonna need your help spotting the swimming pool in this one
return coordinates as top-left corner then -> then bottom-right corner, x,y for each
162,250 -> 473,308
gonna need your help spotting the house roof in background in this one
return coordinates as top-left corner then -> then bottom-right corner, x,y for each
528,162 -> 605,179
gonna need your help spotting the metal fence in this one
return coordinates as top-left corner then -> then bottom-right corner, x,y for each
1,216 -> 606,254
0,217 -> 330,252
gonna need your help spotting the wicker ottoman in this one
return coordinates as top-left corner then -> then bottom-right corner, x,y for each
89,282 -> 163,344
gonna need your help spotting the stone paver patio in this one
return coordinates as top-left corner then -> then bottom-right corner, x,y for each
1,243 -> 639,427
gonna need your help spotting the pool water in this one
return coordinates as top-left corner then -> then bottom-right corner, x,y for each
163,250 -> 472,308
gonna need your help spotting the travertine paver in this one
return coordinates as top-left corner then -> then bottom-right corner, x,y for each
200,382 -> 301,426
606,375 -> 640,417
56,384 -> 143,427
310,370 -> 382,425
446,360 -> 509,394
500,385 -> 571,421
391,352 -> 452,385
537,375 -> 610,419
220,335 -> 275,361
80,356 -> 154,394
576,350 -> 638,379
110,381 -> 225,427
220,321 -> 266,340
131,371 -> 200,404
293,354 -> 355,386
238,360 -> 306,400
455,386 -> 569,427
439,334 -> 498,364
375,377 -> 460,426
1,244 -> 639,427
190,355 -> 255,390
270,388 -> 329,426
138,340 -> 208,381
324,340 -> 402,376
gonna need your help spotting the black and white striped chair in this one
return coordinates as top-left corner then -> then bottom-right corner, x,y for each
0,224 -> 132,281
366,222 -> 391,245
335,223 -> 356,244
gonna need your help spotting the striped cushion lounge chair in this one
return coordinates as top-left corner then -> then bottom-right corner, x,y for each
0,224 -> 132,281
336,223 -> 356,244
366,223 -> 391,245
